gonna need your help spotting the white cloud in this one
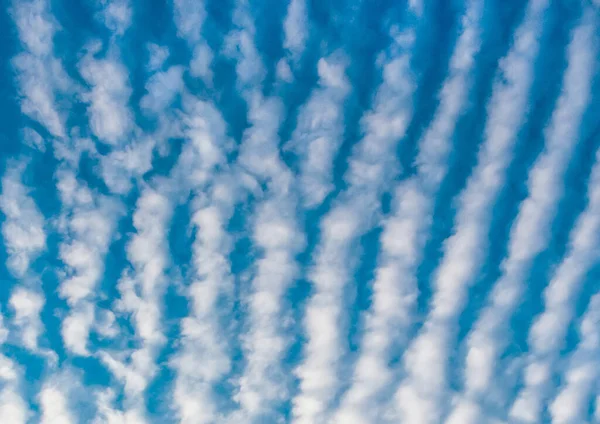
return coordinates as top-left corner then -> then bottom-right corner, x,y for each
52,134 -> 97,169
93,389 -> 147,424
233,179 -> 304,421
39,383 -> 75,424
57,177 -> 121,305
190,43 -> 214,82
147,43 -> 169,72
108,139 -> 239,415
172,316 -> 230,424
102,184 -> 172,413
517,151 -> 600,422
170,100 -> 235,424
292,13 -> 419,424
220,13 -> 307,417
106,97 -> 233,420
97,0 -> 132,35
140,66 -> 184,114
56,170 -> 123,355
0,161 -> 46,278
0,316 -> 8,346
225,0 -> 266,92
79,48 -> 133,145
509,16 -> 598,422
21,127 -> 45,151
444,0 -> 551,417
182,7 -> 305,420
99,137 -> 156,195
0,389 -> 29,424
549,294 -> 600,424
0,161 -> 50,356
409,0 -> 423,16
38,371 -> 87,424
333,0 -> 483,420
11,0 -> 73,138
119,187 -> 171,342
100,347 -> 154,400
12,53 -> 68,137
94,309 -> 119,339
0,358 -> 18,384
88,0 -> 155,199
0,318 -> 28,424
276,58 -> 293,82
173,0 -> 206,43
173,0 -> 213,84
88,37 -> 180,197
61,306 -> 96,357
174,96 -> 233,186
283,0 -> 308,60
287,53 -> 350,208
10,288 -> 44,351
393,1 -> 551,423
11,0 -> 55,56
236,97 -> 284,182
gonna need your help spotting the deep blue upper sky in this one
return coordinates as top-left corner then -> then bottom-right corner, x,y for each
0,0 -> 599,423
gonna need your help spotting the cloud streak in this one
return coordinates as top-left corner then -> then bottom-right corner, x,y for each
0,317 -> 29,423
444,0 -> 555,420
170,98 -> 236,424
0,161 -> 45,279
102,183 -> 172,409
79,48 -> 133,146
288,54 -> 350,208
549,293 -> 600,424
393,1 -> 551,423
56,169 -> 123,356
11,0 -> 70,138
509,13 -> 599,421
283,0 -> 308,61
221,3 -> 306,421
292,8 -> 421,423
333,0 -> 484,421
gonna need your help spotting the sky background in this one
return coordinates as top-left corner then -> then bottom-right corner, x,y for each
0,0 -> 600,423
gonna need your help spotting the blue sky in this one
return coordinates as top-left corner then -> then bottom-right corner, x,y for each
0,0 -> 599,423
